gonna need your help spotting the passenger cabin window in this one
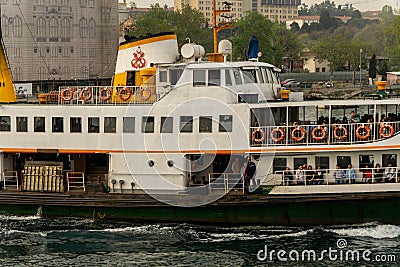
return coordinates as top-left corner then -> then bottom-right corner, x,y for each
225,69 -> 232,86
104,117 -> 116,133
0,116 -> 11,131
193,70 -> 206,87
88,117 -> 99,133
383,154 -> 397,167
265,68 -> 273,83
142,116 -> 154,133
123,117 -> 135,133
219,115 -> 232,132
208,70 -> 220,86
199,116 -> 212,133
273,158 -> 287,173
70,117 -> 82,133
161,117 -> 173,133
315,156 -> 329,171
170,68 -> 183,85
242,69 -> 257,84
233,69 -> 242,85
52,117 -> 64,133
294,158 -> 307,169
34,117 -> 45,132
359,155 -> 374,169
16,117 -> 27,132
180,116 -> 193,133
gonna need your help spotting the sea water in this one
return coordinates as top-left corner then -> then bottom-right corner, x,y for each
0,215 -> 398,266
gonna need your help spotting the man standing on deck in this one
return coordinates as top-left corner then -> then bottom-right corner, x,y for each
244,158 -> 256,193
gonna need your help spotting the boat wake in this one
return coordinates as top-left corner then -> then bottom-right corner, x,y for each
327,223 -> 400,239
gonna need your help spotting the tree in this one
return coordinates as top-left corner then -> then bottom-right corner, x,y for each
384,15 -> 400,66
130,5 -> 213,52
381,5 -> 394,25
230,12 -> 275,63
369,54 -> 377,80
313,35 -> 351,79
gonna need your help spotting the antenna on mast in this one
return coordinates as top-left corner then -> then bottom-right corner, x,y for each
208,0 -> 232,62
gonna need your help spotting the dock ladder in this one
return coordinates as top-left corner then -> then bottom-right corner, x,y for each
1,171 -> 19,190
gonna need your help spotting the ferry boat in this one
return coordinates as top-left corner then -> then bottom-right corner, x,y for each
1,25 -> 400,225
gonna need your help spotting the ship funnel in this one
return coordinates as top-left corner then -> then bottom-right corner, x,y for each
181,43 -> 205,62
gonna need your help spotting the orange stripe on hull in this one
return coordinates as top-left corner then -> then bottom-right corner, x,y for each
119,35 -> 177,51
0,145 -> 399,154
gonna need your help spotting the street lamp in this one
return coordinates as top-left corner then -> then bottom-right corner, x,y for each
359,48 -> 362,87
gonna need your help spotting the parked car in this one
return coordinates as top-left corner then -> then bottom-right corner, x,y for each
281,79 -> 296,87
283,79 -> 301,89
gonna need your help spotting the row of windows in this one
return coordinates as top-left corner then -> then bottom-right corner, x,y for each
273,155 -> 398,173
0,115 -> 233,134
1,16 -> 97,38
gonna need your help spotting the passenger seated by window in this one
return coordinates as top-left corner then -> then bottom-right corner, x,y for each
385,163 -> 396,183
283,167 -> 293,185
374,163 -> 384,183
295,165 -> 305,185
362,165 -> 372,183
333,165 -> 345,184
313,166 -> 325,185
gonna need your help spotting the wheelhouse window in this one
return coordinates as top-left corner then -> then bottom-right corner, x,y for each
233,68 -> 242,85
180,116 -> 193,133
88,117 -> 99,133
0,116 -> 11,131
170,68 -> 183,85
34,117 -> 45,132
104,117 -> 116,133
219,115 -> 232,132
208,70 -> 220,86
70,117 -> 81,133
16,117 -> 27,132
199,116 -> 212,133
242,68 -> 257,83
225,69 -> 232,86
193,70 -> 206,87
161,117 -> 173,133
142,116 -> 154,133
123,117 -> 135,133
52,117 -> 64,133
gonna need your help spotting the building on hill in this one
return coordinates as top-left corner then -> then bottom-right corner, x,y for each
174,0 -> 300,24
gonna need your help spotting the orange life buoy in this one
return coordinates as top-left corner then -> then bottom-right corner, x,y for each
333,125 -> 348,140
118,87 -> 131,101
99,87 -> 112,101
379,123 -> 395,138
61,88 -> 73,102
139,87 -> 152,101
356,124 -> 371,140
79,87 -> 92,101
270,127 -> 285,142
252,128 -> 265,143
291,126 -> 306,142
311,126 -> 327,141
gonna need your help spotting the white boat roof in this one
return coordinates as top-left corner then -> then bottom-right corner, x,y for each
183,60 -> 279,70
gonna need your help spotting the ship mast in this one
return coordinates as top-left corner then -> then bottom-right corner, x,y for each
211,0 -> 232,57
0,3 -> 16,103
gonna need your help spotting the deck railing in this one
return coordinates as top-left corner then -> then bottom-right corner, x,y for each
276,166 -> 399,186
66,172 -> 86,192
208,173 -> 244,193
38,86 -> 169,105
1,171 -> 19,190
250,121 -> 400,146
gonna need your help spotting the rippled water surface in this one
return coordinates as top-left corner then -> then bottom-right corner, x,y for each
0,214 -> 398,266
